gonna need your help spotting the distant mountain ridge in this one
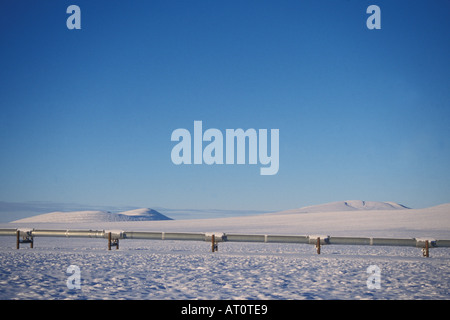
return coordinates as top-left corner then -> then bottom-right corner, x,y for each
273,200 -> 410,215
8,200 -> 415,223
10,208 -> 172,223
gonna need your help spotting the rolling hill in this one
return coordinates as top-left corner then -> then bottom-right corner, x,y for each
10,208 -> 172,223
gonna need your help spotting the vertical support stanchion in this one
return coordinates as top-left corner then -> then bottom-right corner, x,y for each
16,230 -> 34,249
211,234 -> 215,252
316,237 -> 321,255
108,232 -> 112,251
424,240 -> 429,258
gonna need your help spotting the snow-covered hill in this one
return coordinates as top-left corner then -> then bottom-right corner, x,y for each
10,208 -> 172,223
118,208 -> 172,221
273,200 -> 409,215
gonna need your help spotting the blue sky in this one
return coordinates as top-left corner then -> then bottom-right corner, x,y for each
0,0 -> 449,219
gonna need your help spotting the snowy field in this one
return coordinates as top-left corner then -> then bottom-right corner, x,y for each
1,202 -> 450,300
1,238 -> 450,300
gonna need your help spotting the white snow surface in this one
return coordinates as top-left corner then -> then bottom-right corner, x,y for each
1,201 -> 450,300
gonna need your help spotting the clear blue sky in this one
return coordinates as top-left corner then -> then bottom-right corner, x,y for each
0,0 -> 449,216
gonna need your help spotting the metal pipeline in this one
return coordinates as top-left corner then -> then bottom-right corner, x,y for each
0,229 -> 18,236
122,231 -> 205,241
1,228 -> 450,248
225,234 -> 266,243
266,235 -> 309,244
371,237 -> 417,247
31,229 -> 106,238
329,236 -> 371,246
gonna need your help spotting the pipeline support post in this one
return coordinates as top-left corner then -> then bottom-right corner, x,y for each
107,232 -> 119,250
423,240 -> 429,258
211,234 -> 218,252
316,237 -> 321,255
16,229 -> 33,249
205,233 -> 221,252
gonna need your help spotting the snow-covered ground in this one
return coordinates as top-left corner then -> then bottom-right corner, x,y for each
1,238 -> 449,300
1,201 -> 449,300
